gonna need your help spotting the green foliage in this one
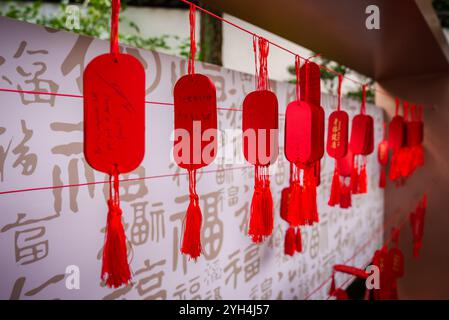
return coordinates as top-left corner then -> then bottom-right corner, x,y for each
0,0 -> 184,52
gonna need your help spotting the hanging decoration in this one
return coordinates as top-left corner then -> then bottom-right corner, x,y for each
243,35 -> 278,243
173,4 -> 218,259
282,56 -> 324,255
83,0 -> 145,288
327,75 -> 349,207
349,84 -> 374,195
329,264 -> 369,300
377,122 -> 389,188
410,193 -> 427,257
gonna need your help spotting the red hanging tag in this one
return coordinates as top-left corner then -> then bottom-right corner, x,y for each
326,75 -> 348,159
84,0 -> 145,288
173,4 -> 217,260
243,36 -> 278,243
284,227 -> 296,256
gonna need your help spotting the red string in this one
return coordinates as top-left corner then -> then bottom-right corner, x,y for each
188,3 -> 196,75
295,55 -> 301,101
337,74 -> 342,111
395,97 -> 400,116
110,0 -> 120,61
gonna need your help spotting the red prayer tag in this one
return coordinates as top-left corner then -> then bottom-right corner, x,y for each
349,114 -> 373,155
326,110 -> 349,159
388,115 -> 405,151
280,187 -> 290,222
242,90 -> 279,166
173,73 -> 218,169
338,149 -> 354,177
84,53 -> 145,174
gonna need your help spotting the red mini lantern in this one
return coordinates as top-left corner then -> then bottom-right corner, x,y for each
349,85 -> 373,195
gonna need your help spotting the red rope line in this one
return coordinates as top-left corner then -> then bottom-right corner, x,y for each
0,165 -> 251,196
179,0 -> 428,109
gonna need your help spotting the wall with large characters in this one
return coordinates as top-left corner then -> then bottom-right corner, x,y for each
0,17 -> 384,300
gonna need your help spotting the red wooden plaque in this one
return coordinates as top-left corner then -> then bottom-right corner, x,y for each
337,149 -> 354,177
326,110 -> 349,159
242,90 -> 279,166
84,53 -> 145,174
173,73 -> 218,170
388,116 -> 405,151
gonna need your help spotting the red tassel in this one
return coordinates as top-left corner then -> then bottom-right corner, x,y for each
181,169 -> 203,259
351,158 -> 359,194
328,162 -> 341,206
379,166 -> 386,188
284,227 -> 296,256
248,166 -> 273,243
358,162 -> 367,194
295,227 -> 302,253
101,169 -> 131,288
329,273 -> 336,296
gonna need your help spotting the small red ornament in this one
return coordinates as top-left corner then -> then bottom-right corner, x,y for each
173,4 -> 218,260
84,0 -> 145,288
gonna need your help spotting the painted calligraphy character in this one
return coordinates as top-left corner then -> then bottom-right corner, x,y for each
243,244 -> 260,283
